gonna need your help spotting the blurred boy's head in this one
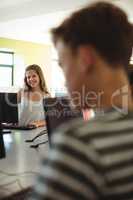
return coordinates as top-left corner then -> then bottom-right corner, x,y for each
51,2 -> 133,109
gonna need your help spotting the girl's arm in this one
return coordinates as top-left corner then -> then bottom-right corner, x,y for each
17,89 -> 23,103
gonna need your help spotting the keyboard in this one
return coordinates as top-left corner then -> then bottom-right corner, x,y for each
2,123 -> 37,130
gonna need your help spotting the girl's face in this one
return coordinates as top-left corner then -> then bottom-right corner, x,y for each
25,70 -> 40,89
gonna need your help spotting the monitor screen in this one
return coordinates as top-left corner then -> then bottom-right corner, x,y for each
0,92 -> 18,124
0,92 -> 18,159
43,97 -> 82,145
0,131 -> 6,159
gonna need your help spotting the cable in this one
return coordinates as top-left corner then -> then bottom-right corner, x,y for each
25,129 -> 47,143
30,140 -> 48,148
0,169 -> 39,194
0,170 -> 39,177
0,170 -> 38,193
0,179 -> 23,190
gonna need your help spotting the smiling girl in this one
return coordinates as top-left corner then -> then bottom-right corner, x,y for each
18,64 -> 50,127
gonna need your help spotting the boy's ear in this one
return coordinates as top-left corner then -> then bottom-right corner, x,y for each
77,46 -> 94,73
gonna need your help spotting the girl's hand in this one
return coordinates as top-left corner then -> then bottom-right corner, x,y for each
29,120 -> 46,128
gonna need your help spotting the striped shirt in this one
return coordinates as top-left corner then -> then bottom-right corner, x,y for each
31,110 -> 133,200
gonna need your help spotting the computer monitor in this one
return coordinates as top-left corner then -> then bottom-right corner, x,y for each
43,97 -> 82,146
0,92 -> 18,159
0,92 -> 18,124
0,130 -> 5,159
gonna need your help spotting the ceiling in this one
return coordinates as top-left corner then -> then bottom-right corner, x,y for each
0,0 -> 133,44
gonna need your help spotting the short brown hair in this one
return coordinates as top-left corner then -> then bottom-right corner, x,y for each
24,64 -> 49,94
51,1 -> 133,68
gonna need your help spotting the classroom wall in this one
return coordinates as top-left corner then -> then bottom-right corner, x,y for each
0,37 -> 52,91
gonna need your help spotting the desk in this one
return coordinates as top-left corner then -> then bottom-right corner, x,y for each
0,127 -> 48,198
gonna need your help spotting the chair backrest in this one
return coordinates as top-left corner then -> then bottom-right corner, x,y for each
43,97 -> 82,146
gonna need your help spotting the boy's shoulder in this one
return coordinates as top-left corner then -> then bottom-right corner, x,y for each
55,110 -> 133,140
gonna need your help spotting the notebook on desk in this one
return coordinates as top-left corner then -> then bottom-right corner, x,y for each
2,123 -> 37,131
43,97 -> 82,145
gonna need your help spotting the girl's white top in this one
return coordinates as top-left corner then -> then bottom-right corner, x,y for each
18,96 -> 45,126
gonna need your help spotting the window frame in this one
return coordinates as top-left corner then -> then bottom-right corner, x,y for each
0,50 -> 14,86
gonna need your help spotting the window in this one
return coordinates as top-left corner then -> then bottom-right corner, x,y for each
51,47 -> 67,96
130,48 -> 133,65
52,58 -> 67,95
0,51 -> 14,87
130,57 -> 133,65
